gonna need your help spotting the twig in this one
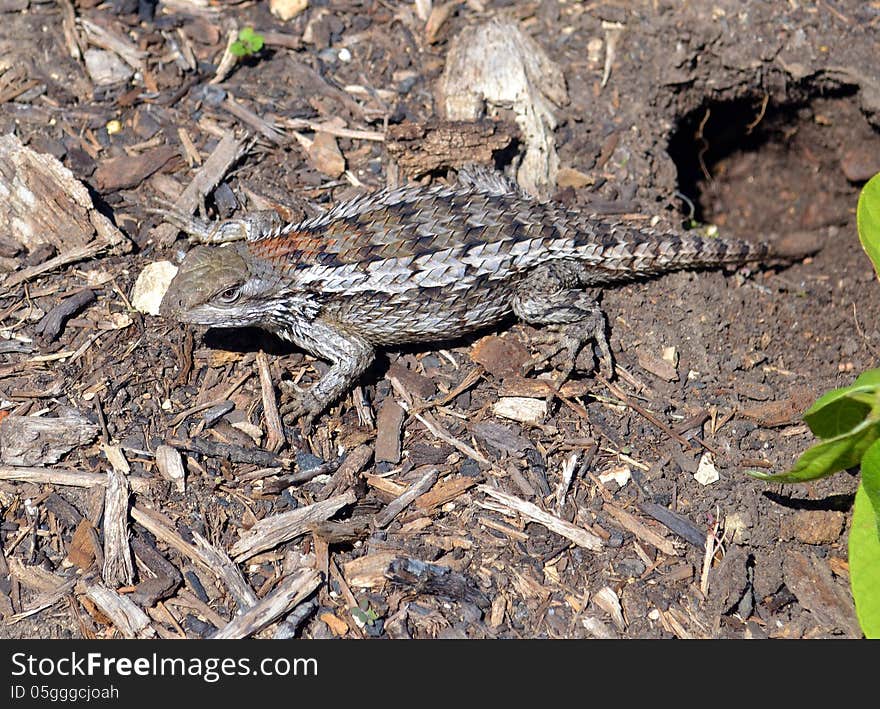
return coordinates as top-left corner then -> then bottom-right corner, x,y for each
211,569 -> 321,639
230,491 -> 356,561
373,467 -> 438,529
478,485 -> 603,551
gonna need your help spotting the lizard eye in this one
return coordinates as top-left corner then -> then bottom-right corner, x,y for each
217,286 -> 241,304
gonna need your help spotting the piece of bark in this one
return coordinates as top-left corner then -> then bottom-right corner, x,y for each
154,444 -> 186,493
415,475 -> 477,511
470,335 -> 531,378
211,568 -> 321,639
386,119 -> 515,178
0,414 -> 99,466
342,551 -> 400,589
102,445 -> 134,587
783,551 -> 860,637
81,582 -> 155,639
0,134 -> 130,286
307,131 -> 345,178
375,399 -> 405,464
128,534 -> 181,607
230,490 -> 356,561
67,519 -> 98,570
386,557 -> 489,609
8,557 -> 69,593
256,351 -> 285,453
439,19 -> 568,197
93,145 -> 178,192
603,502 -> 679,556
155,131 -> 249,247
34,288 -> 95,343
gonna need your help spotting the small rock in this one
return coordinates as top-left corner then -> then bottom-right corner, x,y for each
693,451 -> 719,485
471,335 -> 530,378
270,0 -> 308,21
781,510 -> 846,545
556,167 -> 594,189
83,49 -> 133,86
637,346 -> 678,381
131,261 -> 178,316
725,511 -> 753,545
492,397 -> 546,424
840,147 -> 880,183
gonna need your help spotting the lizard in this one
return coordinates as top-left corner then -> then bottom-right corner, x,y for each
159,166 -> 815,426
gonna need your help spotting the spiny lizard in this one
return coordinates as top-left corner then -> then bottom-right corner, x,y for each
159,167 -> 812,425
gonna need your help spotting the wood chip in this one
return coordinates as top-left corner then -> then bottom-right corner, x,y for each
603,502 -> 678,556
492,397 -> 547,424
342,551 -> 399,589
0,414 -> 99,466
230,490 -> 356,561
93,146 -> 178,192
154,445 -> 186,493
637,346 -> 679,381
593,586 -> 625,630
307,130 -> 345,178
374,466 -> 438,528
0,134 -> 130,287
375,399 -> 405,464
212,568 -> 321,639
479,485 -> 603,550
470,335 -> 530,378
0,465 -> 151,494
386,119 -> 514,177
415,475 -> 477,510
131,505 -> 257,610
783,551 -> 860,637
82,583 -> 155,638
101,445 -> 134,587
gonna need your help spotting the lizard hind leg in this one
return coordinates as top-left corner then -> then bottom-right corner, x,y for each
512,263 -> 614,387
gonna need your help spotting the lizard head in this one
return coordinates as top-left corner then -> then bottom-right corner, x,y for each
160,244 -> 308,330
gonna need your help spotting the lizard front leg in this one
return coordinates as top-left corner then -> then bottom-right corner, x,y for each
278,319 -> 376,425
513,261 -> 614,386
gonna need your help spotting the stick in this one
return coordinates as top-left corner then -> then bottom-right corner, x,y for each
478,485 -> 603,551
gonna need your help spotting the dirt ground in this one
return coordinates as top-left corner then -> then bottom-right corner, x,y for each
0,0 -> 878,639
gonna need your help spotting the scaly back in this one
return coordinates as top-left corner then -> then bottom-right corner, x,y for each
243,183 -> 770,294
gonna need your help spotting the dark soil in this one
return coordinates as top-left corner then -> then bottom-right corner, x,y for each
0,0 -> 878,639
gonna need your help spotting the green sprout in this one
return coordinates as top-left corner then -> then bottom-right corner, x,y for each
230,27 -> 265,58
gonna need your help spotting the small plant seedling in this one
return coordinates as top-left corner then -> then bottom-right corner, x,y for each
230,27 -> 265,58
351,605 -> 380,627
750,172 -> 880,638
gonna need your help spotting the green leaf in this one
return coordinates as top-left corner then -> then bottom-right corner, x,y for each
850,483 -> 880,638
858,172 -> 880,279
803,370 -> 880,439
230,41 -> 247,57
749,419 -> 880,483
861,437 -> 880,531
239,27 -> 256,42
854,368 -> 880,389
248,34 -> 264,52
803,390 -> 874,439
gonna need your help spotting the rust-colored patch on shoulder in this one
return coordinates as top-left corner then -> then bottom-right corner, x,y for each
248,229 -> 344,268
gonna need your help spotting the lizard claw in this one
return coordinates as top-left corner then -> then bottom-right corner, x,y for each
279,382 -> 320,430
